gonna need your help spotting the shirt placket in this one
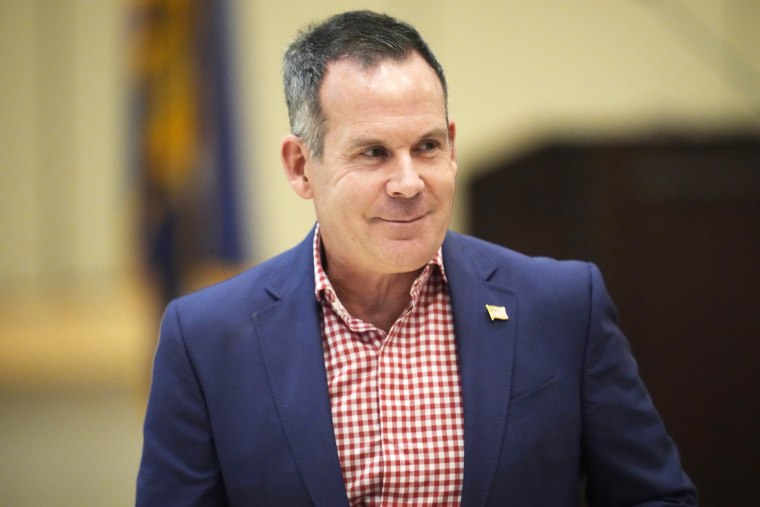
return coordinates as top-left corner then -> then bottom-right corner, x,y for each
376,291 -> 422,504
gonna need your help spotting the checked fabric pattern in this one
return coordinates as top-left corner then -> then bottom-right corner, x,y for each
313,229 -> 465,506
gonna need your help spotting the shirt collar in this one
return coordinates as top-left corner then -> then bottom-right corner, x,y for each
312,222 -> 448,302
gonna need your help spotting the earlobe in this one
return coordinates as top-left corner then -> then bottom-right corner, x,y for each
448,120 -> 457,156
281,134 -> 313,199
448,120 -> 458,173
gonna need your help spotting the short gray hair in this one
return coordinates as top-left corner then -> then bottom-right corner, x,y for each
283,10 -> 448,161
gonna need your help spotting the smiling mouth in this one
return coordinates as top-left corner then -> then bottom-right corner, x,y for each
382,215 -> 426,224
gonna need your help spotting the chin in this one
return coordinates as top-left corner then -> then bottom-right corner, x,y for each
379,239 -> 441,273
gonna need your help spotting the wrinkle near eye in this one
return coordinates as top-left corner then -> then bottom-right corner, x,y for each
362,146 -> 388,158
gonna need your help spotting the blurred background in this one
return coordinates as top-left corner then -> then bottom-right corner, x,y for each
1,0 -> 758,505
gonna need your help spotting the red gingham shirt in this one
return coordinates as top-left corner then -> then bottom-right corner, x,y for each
313,226 -> 465,506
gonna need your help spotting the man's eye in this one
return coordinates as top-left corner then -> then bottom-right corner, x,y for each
417,140 -> 441,152
361,147 -> 388,158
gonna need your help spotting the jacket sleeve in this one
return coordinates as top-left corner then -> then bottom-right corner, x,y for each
581,263 -> 697,506
136,301 -> 228,507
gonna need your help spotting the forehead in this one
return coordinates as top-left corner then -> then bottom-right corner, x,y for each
321,52 -> 444,102
318,53 -> 447,140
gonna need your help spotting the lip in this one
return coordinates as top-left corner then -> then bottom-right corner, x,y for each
379,214 -> 426,224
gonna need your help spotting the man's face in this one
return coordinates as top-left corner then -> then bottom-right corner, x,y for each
303,52 -> 457,278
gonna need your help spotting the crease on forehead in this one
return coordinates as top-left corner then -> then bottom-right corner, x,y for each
344,126 -> 450,152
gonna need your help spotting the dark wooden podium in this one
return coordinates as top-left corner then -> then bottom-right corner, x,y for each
469,137 -> 760,506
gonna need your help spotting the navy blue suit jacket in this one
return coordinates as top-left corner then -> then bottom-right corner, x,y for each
137,229 -> 696,506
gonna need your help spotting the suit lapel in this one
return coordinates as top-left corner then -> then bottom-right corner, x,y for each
253,231 -> 349,507
252,230 -> 517,507
444,233 -> 518,507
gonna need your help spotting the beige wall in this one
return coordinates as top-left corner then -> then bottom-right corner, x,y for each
0,0 -> 128,287
1,0 -> 758,286
234,0 -> 760,262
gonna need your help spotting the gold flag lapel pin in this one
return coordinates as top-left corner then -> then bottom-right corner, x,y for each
485,304 -> 509,321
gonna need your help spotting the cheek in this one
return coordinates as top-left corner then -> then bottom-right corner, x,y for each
337,175 -> 382,205
426,170 -> 456,200
314,178 -> 369,224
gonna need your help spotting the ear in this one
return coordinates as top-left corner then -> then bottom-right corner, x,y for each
448,119 -> 458,175
281,134 -> 313,199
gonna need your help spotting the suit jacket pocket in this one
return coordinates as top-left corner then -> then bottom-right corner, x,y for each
507,376 -> 560,422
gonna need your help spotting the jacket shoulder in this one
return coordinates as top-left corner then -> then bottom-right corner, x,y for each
167,232 -> 314,330
444,231 -> 593,291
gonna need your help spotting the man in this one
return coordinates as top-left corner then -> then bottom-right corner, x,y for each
137,10 -> 696,506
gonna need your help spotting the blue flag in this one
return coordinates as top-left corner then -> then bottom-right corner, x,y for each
131,0 -> 246,303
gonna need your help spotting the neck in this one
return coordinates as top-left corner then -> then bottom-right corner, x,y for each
327,264 -> 422,333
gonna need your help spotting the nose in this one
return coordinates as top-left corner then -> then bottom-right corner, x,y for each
386,155 -> 424,198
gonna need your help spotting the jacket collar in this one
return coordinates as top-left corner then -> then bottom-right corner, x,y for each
253,228 -> 350,507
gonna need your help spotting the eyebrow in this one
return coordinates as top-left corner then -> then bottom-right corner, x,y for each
347,127 -> 450,151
